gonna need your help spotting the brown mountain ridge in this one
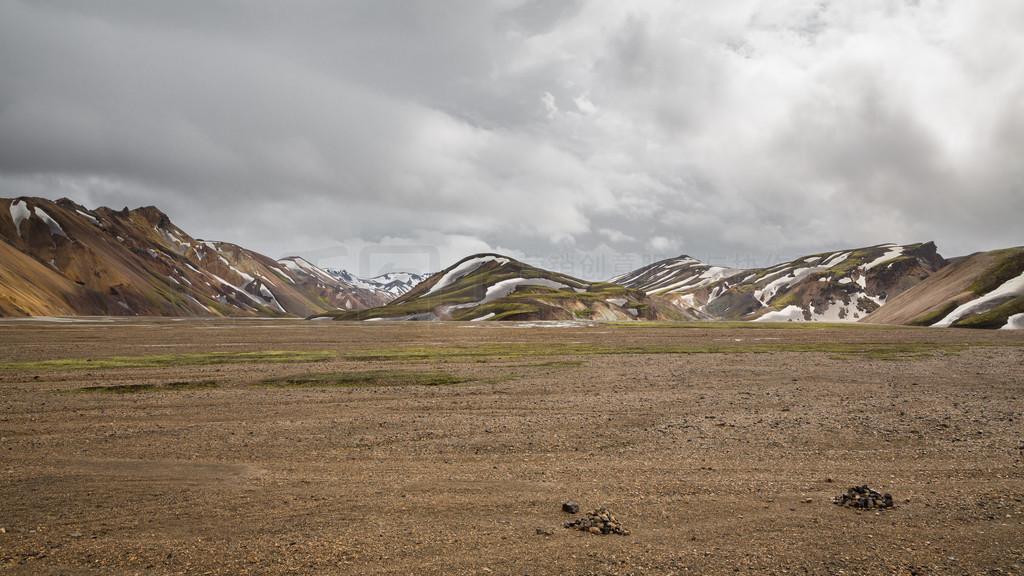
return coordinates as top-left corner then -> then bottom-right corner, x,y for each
1,197 -> 388,317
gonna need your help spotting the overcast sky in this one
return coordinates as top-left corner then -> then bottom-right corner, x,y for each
1,1 -> 1022,279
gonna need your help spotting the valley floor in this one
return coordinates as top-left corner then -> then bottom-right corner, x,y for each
0,319 -> 1022,575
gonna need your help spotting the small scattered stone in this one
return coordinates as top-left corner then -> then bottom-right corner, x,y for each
70,531 -> 82,538
833,485 -> 896,510
562,501 -> 580,514
564,506 -> 630,536
535,528 -> 553,536
0,528 -> 5,534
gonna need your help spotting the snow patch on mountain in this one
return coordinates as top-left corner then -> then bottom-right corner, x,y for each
278,258 -> 302,273
206,270 -> 285,314
258,284 -> 287,314
610,255 -> 742,295
9,200 -> 30,236
155,226 -> 186,255
933,271 -> 1024,327
754,305 -> 804,322
754,252 -> 850,304
7,201 -> 68,239
76,210 -> 101,226
427,255 -> 509,296
861,244 -> 905,270
181,293 -> 212,313
1001,313 -> 1024,330
278,256 -> 337,284
482,278 -> 568,304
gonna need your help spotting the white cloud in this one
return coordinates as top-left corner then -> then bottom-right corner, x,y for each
0,0 -> 1020,279
572,93 -> 597,115
598,228 -> 636,244
541,92 -> 559,118
648,235 -> 682,253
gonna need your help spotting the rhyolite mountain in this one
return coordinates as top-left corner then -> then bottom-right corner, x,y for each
611,242 -> 1023,329
316,253 -> 692,322
861,246 -> 1024,329
616,243 -> 948,323
610,257 -> 741,296
0,197 -> 396,317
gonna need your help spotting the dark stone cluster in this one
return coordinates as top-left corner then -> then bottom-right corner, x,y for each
564,506 -> 631,535
833,485 -> 895,510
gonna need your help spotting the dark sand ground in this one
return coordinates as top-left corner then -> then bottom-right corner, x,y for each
1,318 -> 1022,575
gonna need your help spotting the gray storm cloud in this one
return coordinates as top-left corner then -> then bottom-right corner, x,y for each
0,0 -> 1021,278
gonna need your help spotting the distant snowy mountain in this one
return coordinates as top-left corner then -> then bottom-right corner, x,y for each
325,269 -> 430,298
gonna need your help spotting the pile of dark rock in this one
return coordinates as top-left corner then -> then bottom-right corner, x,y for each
563,503 -> 630,535
833,485 -> 895,510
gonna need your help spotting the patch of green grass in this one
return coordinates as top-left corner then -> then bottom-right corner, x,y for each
343,341 -> 1008,362
208,300 -> 235,316
72,380 -> 218,394
256,370 -> 465,388
1,350 -> 336,371
856,297 -> 880,314
770,290 -> 803,309
316,298 -> 436,320
967,248 -> 1024,296
506,290 -> 595,302
605,320 -> 902,330
911,301 -> 960,327
527,360 -> 586,367
453,302 -> 540,321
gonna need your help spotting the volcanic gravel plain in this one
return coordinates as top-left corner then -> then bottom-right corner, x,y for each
0,318 -> 1022,575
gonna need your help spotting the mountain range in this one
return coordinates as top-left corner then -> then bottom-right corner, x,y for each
2,197 -> 1022,328
616,242 -> 948,322
319,243 -> 1022,329
0,197 -> 421,317
316,253 -> 690,322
